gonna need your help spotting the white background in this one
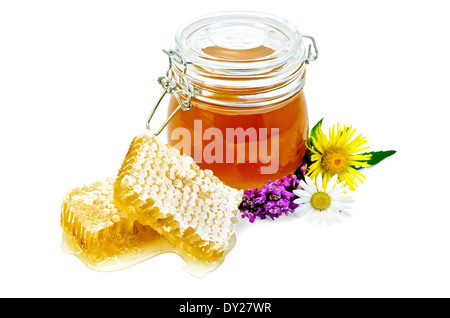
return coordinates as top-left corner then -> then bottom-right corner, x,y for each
1,0 -> 449,298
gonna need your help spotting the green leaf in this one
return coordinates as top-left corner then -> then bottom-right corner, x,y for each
355,150 -> 396,169
309,117 -> 323,145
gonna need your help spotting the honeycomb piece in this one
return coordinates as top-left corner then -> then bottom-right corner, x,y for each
113,132 -> 243,262
61,178 -> 159,262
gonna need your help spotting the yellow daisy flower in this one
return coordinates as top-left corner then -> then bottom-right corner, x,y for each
308,122 -> 372,191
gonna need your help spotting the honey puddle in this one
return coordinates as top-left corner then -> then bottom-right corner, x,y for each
61,232 -> 236,278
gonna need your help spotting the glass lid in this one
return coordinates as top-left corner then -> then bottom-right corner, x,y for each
173,11 -> 306,72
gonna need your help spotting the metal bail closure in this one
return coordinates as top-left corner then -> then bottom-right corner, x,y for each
146,49 -> 193,136
302,34 -> 319,64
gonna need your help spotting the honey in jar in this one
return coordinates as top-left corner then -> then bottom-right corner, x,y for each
151,11 -> 318,190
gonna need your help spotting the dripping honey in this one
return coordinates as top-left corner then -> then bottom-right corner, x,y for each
62,230 -> 235,277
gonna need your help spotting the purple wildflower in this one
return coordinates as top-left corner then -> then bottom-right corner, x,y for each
300,165 -> 307,176
239,175 -> 302,223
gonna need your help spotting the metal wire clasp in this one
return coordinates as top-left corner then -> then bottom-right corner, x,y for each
302,34 -> 319,64
146,49 -> 193,136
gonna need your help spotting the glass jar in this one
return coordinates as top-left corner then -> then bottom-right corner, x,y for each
149,11 -> 318,190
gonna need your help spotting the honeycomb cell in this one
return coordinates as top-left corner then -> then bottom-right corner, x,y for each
60,178 -> 159,264
114,132 -> 243,262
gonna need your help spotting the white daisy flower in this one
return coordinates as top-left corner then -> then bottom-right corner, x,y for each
293,174 -> 353,224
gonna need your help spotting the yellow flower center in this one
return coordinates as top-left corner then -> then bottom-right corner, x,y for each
320,148 -> 348,175
311,192 -> 331,211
